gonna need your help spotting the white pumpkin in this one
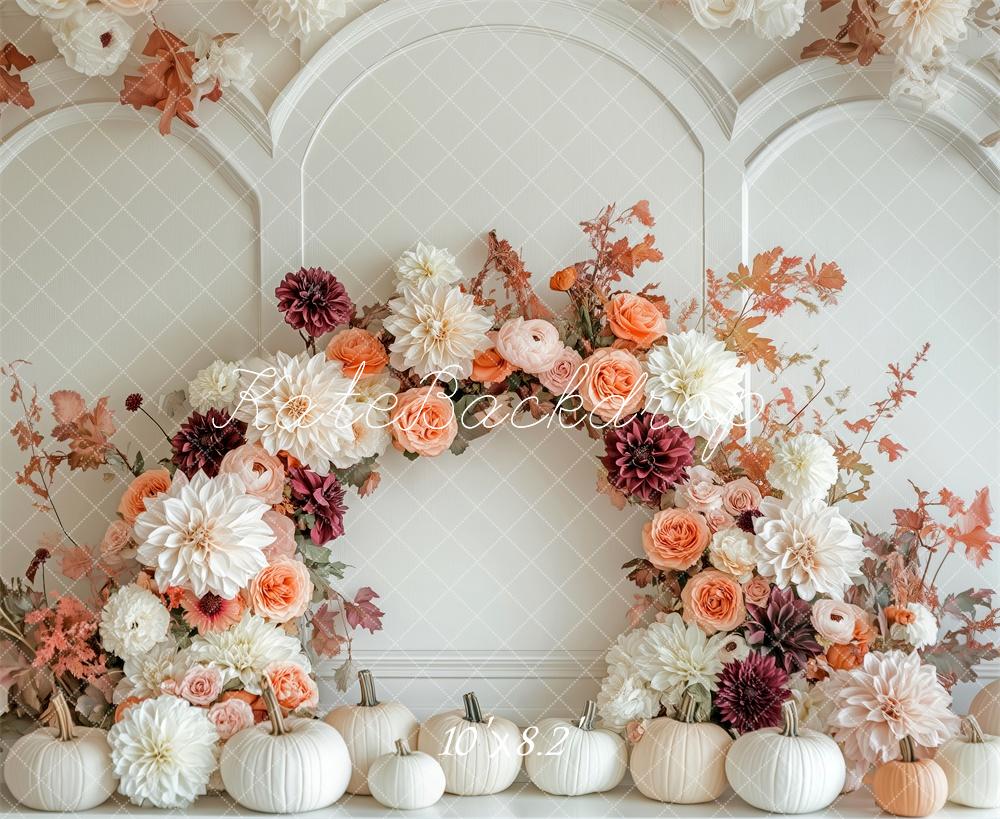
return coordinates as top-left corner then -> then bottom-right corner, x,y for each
3,691 -> 117,811
221,675 -> 351,813
525,700 -> 626,796
418,692 -> 521,795
324,669 -> 419,795
970,679 -> 1000,736
937,715 -> 1000,809
368,738 -> 446,810
726,700 -> 845,814
630,693 -> 732,803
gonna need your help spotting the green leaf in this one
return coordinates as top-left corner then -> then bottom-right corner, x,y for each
132,450 -> 144,476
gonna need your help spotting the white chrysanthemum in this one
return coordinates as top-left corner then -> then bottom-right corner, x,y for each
256,0 -> 345,40
52,6 -> 132,77
330,411 -> 391,469
188,360 -> 241,412
887,0 -> 970,61
186,613 -> 310,693
134,470 -> 272,599
708,528 -> 758,581
644,331 -> 744,441
767,433 -> 839,500
890,602 -> 939,649
99,584 -> 170,660
394,243 -> 463,288
596,670 -> 660,731
114,639 -> 183,703
688,0 -> 754,28
383,282 -> 492,379
109,696 -> 219,809
191,35 -> 252,92
235,351 -> 361,474
605,627 -> 649,678
755,496 -> 864,600
889,49 -> 953,109
752,0 -> 806,38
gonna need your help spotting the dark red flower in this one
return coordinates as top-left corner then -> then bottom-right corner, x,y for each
125,393 -> 143,412
735,508 -> 763,534
716,651 -> 789,734
170,408 -> 246,478
600,413 -> 693,506
289,467 -> 347,545
745,586 -> 823,674
275,267 -> 353,339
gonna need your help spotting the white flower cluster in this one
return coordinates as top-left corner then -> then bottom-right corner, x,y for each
685,0 -> 806,38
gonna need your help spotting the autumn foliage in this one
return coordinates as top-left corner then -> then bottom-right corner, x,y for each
0,43 -> 35,111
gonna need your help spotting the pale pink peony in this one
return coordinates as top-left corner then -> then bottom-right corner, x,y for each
219,443 -> 285,505
704,508 -> 735,532
675,467 -> 724,513
537,346 -> 584,395
177,664 -> 223,706
207,697 -> 255,741
495,317 -> 563,374
811,599 -> 859,644
721,477 -> 762,515
263,510 -> 297,562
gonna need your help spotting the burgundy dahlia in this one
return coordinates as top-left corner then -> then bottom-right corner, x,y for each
715,651 -> 789,734
289,466 -> 347,545
600,413 -> 694,506
735,508 -> 762,534
745,586 -> 823,674
275,267 -> 353,339
170,408 -> 246,478
124,392 -> 143,413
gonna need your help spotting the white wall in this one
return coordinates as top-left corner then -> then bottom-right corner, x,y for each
1,0 -> 998,719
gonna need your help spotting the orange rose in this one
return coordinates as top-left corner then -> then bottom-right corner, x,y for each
606,293 -> 667,347
249,558 -> 313,623
884,604 -> 915,625
325,328 -> 388,379
827,641 -> 869,671
118,468 -> 171,524
114,696 -> 145,723
550,265 -> 577,291
681,568 -> 746,634
471,333 -> 515,384
389,386 -> 457,457
578,348 -> 645,422
642,508 -> 710,571
266,661 -> 319,711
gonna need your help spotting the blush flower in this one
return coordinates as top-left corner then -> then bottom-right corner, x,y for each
262,510 -> 297,562
495,317 -> 564,374
275,267 -> 353,338
722,477 -> 762,515
642,508 -> 710,572
207,697 -> 254,741
743,575 -> 771,607
675,466 -> 725,513
606,293 -> 667,347
118,468 -> 171,525
219,443 -> 285,505
811,599 -> 860,644
681,568 -> 746,633
602,413 -> 694,506
266,661 -> 319,711
579,348 -> 645,422
180,590 -> 246,633
538,346 -> 583,395
325,327 -> 388,378
389,386 -> 458,457
249,558 -> 313,623
177,664 -> 223,706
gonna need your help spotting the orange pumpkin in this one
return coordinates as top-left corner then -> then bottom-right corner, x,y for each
872,736 -> 948,817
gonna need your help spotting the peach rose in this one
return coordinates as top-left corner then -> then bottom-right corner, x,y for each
827,641 -> 868,671
743,574 -> 771,607
578,348 -> 645,422
681,568 -> 746,634
118,468 -> 171,524
495,317 -> 563,374
266,661 -> 319,712
249,558 -> 313,623
549,265 -> 577,291
207,697 -> 255,740
811,599 -> 858,644
177,664 -> 223,706
471,332 -> 516,384
114,696 -> 145,723
676,475 -> 725,513
325,328 -> 388,379
537,346 -> 584,396
607,293 -> 667,348
263,510 -> 297,562
642,508 -> 710,571
722,477 -> 762,515
389,386 -> 457,457
220,443 -> 285,505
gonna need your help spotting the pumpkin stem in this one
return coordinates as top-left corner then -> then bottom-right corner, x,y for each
679,691 -> 699,724
899,736 -> 917,763
358,669 -> 379,707
578,700 -> 597,731
779,699 -> 799,738
395,738 -> 412,756
259,674 -> 289,737
41,689 -> 74,742
463,692 -> 484,723
962,716 -> 985,744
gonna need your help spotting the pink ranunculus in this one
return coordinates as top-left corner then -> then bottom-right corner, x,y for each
389,386 -> 457,457
263,510 -> 297,562
704,507 -> 735,533
207,697 -> 255,741
495,317 -> 564,374
675,468 -> 724,513
743,574 -> 771,607
177,664 -> 223,706
811,599 -> 859,644
537,346 -> 584,395
219,443 -> 285,505
249,558 -> 313,623
266,661 -> 319,712
578,348 -> 645,422
722,477 -> 762,515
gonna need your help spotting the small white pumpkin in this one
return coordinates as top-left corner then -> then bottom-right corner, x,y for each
418,692 -> 521,795
221,675 -> 351,813
525,700 -> 626,796
368,738 -> 446,810
726,700 -> 845,814
970,679 -> 1000,736
937,715 -> 1000,808
3,690 -> 117,811
630,692 -> 732,803
324,669 -> 419,795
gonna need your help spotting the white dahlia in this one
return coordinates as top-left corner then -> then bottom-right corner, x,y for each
394,243 -> 463,288
256,0 -> 344,40
644,331 -> 744,441
235,351 -> 361,474
330,410 -> 391,469
99,584 -> 170,660
766,432 -> 839,500
596,670 -> 660,731
708,528 -> 758,581
754,496 -> 864,600
752,0 -> 806,38
114,639 -> 183,703
134,470 -> 272,599
188,360 -> 241,412
890,602 -> 939,649
51,5 -> 132,77
383,282 -> 493,379
186,613 -> 310,693
109,696 -> 219,809
605,627 -> 649,678
887,0 -> 971,61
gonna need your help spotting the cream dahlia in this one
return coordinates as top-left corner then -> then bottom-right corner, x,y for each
887,0 -> 971,61
708,528 -> 758,581
114,638 -> 182,702
596,670 -> 660,731
644,331 -> 744,440
394,243 -> 463,288
766,433 -> 838,500
754,496 -> 863,600
383,282 -> 492,379
188,360 -> 241,412
134,470 -> 272,599
890,602 -> 939,649
109,696 -> 219,809
605,627 -> 650,678
99,584 -> 170,660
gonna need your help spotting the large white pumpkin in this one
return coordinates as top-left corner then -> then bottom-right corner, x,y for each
368,739 -> 446,810
726,700 -> 845,814
937,716 -> 1000,809
323,668 -> 418,795
630,693 -> 732,803
970,680 -> 1000,736
418,692 -> 521,796
221,676 -> 351,813
3,691 -> 117,811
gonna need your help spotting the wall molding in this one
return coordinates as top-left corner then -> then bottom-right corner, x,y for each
319,650 -> 605,680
